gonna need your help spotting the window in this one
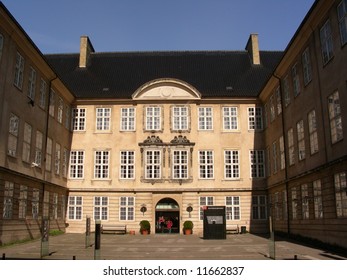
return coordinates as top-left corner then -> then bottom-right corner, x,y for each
313,180 -> 323,219
328,92 -> 343,143
27,67 -> 36,100
282,190 -> 288,220
288,128 -> 295,166
308,110 -> 319,155
248,107 -> 263,130
55,143 -> 61,175
292,64 -> 301,97
172,150 -> 188,179
302,48 -> 312,86
199,150 -> 214,179
226,196 -> 240,220
39,79 -> 47,109
120,151 -> 135,179
198,107 -> 213,130
279,136 -> 285,170
52,193 -> 58,219
57,97 -> 63,124
269,95 -> 276,122
252,195 -> 267,220
199,196 -> 213,220
49,90 -> 55,117
120,197 -> 135,221
43,191 -> 49,217
14,52 -> 24,89
72,108 -> 86,131
335,172 -> 347,217
3,181 -> 14,219
7,113 -> 19,157
320,20 -> 334,64
283,76 -> 290,107
297,120 -> 306,161
68,196 -> 82,220
94,197 -> 108,221
338,0 -> 347,45
275,87 -> 282,115
62,148 -> 69,178
224,150 -> 240,179
32,189 -> 40,219
291,187 -> 298,220
96,108 -> 111,131
18,185 -> 28,219
250,150 -> 265,178
222,107 -> 238,130
94,151 -> 110,179
121,107 -> 135,131
172,106 -> 189,131
272,141 -> 278,174
69,150 -> 84,179
22,122 -> 32,163
45,137 -> 52,171
301,184 -> 309,219
145,106 -> 161,131
145,150 -> 161,179
35,130 -> 43,167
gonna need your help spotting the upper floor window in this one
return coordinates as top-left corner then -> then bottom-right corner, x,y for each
248,107 -> 263,130
172,106 -> 189,131
49,90 -> 55,117
39,79 -> 47,109
302,47 -> 312,86
297,120 -> 306,161
69,150 -> 85,179
320,20 -> 334,65
288,128 -> 295,166
22,122 -> 32,163
14,52 -> 25,89
121,107 -> 135,131
224,150 -> 240,179
96,108 -> 111,131
292,63 -> 301,97
222,107 -> 238,130
120,151 -> 135,179
282,75 -> 291,107
7,113 -> 19,157
338,0 -> 347,45
27,67 -> 36,101
145,106 -> 162,131
72,108 -> 86,131
198,107 -> 213,130
57,97 -> 64,124
328,91 -> 343,143
94,150 -> 110,179
145,150 -> 162,179
199,150 -> 214,179
172,150 -> 189,179
55,143 -> 61,175
308,110 -> 319,155
249,150 -> 265,178
0,33 -> 3,60
275,87 -> 282,115
35,130 -> 43,167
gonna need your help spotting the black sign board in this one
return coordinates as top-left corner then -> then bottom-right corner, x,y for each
203,206 -> 226,239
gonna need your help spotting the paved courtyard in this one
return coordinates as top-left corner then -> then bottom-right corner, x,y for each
1,233 -> 346,260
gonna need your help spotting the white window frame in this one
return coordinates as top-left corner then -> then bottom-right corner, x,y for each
119,197 -> 135,221
222,106 -> 238,131
308,110 -> 319,155
145,106 -> 162,131
8,113 -> 19,157
69,150 -> 85,179
68,196 -> 83,220
120,107 -> 135,131
19,185 -> 28,219
55,143 -> 61,175
96,107 -> 111,131
199,196 -> 214,220
72,108 -> 86,131
313,180 -> 323,219
248,107 -> 263,130
288,128 -> 295,166
226,196 -> 240,220
172,106 -> 189,131
224,150 -> 240,179
57,97 -> 64,124
172,150 -> 188,179
94,150 -> 110,179
145,149 -> 162,179
120,151 -> 135,179
198,150 -> 214,179
335,172 -> 347,217
94,196 -> 108,221
301,184 -> 309,219
14,52 -> 24,89
35,130 -> 43,167
249,150 -> 265,178
39,79 -> 47,109
3,181 -> 14,219
27,67 -> 36,100
297,120 -> 306,161
22,122 -> 32,163
198,107 -> 213,130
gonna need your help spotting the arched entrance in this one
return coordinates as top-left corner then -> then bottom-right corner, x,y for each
155,198 -> 180,234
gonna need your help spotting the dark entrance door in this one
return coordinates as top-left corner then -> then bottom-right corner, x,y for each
155,198 -> 180,234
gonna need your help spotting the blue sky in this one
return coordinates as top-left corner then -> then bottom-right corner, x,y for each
2,0 -> 315,54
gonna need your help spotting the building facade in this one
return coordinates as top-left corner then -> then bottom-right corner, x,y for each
0,0 -> 346,249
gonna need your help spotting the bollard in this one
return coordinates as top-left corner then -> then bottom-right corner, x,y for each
2,253 -> 5,260
94,220 -> 101,260
294,255 -> 298,260
73,256 -> 76,260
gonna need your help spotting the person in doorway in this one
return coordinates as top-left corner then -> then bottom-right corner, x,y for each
159,216 -> 165,233
166,218 -> 173,233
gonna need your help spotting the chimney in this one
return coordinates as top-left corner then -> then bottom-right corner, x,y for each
245,34 -> 260,65
79,36 -> 95,68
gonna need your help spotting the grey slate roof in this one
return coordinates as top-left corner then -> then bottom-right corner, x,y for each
45,50 -> 283,99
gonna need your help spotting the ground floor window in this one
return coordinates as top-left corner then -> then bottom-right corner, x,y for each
3,181 -> 14,219
252,195 -> 267,220
94,196 -> 108,221
225,196 -> 240,220
199,196 -> 213,220
120,197 -> 135,220
18,185 -> 28,219
68,196 -> 82,220
335,172 -> 347,217
313,180 -> 323,219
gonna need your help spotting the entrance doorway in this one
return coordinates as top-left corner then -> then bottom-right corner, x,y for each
155,198 -> 180,234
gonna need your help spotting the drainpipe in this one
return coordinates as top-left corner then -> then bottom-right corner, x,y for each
272,73 -> 291,234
